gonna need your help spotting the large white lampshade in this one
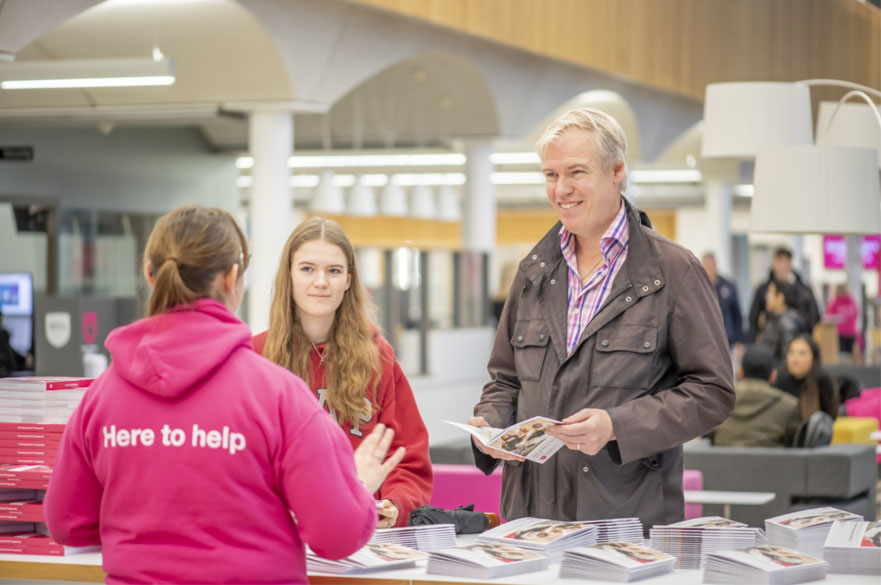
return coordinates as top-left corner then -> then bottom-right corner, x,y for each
347,176 -> 377,216
752,144 -> 880,234
380,180 -> 408,216
410,184 -> 437,219
702,82 -> 813,159
437,185 -> 461,221
816,101 -> 881,168
310,170 -> 345,214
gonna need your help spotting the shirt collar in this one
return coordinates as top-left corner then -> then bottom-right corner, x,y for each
558,200 -> 630,263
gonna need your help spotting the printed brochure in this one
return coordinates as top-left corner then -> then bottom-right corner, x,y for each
444,416 -> 564,463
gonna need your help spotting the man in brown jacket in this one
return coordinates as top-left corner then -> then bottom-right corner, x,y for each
468,108 -> 735,530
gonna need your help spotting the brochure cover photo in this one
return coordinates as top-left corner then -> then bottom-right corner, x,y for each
444,416 -> 564,463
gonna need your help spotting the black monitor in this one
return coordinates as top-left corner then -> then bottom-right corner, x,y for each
0,272 -> 34,356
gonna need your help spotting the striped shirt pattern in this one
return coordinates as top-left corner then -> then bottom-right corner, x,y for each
561,202 -> 630,355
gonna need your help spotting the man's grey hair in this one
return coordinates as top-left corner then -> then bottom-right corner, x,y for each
535,108 -> 628,190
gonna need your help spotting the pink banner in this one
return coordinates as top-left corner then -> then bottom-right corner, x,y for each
823,235 -> 881,270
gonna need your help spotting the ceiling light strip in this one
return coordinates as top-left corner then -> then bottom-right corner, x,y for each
1,76 -> 174,89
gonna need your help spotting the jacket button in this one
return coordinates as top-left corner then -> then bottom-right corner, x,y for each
539,334 -> 545,340
625,296 -> 632,302
532,254 -> 538,260
582,466 -> 590,473
540,262 -> 546,267
601,339 -> 610,347
517,335 -> 524,342
550,279 -> 556,285
642,285 -> 649,292
644,341 -> 651,349
655,280 -> 661,286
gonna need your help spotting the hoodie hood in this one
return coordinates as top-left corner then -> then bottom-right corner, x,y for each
732,378 -> 787,418
106,298 -> 252,398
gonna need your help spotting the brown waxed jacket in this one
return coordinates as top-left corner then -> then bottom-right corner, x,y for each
473,201 -> 735,529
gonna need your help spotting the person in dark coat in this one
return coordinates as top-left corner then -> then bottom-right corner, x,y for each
746,247 -> 820,343
701,252 -> 743,350
467,108 -> 734,530
758,279 -> 810,364
774,334 -> 839,423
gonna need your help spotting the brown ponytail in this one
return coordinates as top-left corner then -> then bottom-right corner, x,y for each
144,205 -> 249,316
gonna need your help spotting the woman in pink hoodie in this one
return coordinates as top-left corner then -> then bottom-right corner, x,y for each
45,205 -> 403,585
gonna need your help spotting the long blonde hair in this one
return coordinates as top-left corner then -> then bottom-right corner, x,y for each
144,205 -> 248,316
263,217 -> 381,426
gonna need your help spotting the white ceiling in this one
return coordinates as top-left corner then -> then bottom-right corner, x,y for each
0,0 -> 507,152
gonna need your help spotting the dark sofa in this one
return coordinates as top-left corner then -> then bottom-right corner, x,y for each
683,441 -> 877,527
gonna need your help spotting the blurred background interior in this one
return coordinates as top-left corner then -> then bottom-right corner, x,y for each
0,0 -> 879,445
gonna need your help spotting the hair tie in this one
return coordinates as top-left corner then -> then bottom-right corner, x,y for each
164,257 -> 180,266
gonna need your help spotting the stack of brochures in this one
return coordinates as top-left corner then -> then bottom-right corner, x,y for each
476,517 -> 598,559
0,522 -> 98,556
0,377 -> 91,427
559,542 -> 676,582
369,523 -> 457,551
306,542 -> 426,574
0,464 -> 52,490
703,545 -> 827,584
765,506 -> 862,559
444,416 -> 564,463
427,543 -> 549,579
649,516 -> 766,569
585,517 -> 644,544
0,377 -> 92,557
0,489 -> 43,522
823,520 -> 881,574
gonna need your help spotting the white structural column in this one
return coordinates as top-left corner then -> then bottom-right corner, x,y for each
460,140 -> 495,325
845,234 -> 864,336
247,110 -> 293,333
704,180 -> 733,275
463,140 -> 495,253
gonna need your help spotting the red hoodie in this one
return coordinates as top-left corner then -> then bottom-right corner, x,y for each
44,299 -> 376,584
253,331 -> 432,527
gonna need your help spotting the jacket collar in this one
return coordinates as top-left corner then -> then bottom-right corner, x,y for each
519,198 -> 665,299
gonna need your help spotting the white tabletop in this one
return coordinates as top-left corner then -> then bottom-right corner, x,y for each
683,490 -> 776,506
1,550 -> 879,585
870,430 -> 881,441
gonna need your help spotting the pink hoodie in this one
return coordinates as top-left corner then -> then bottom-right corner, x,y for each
44,299 -> 376,584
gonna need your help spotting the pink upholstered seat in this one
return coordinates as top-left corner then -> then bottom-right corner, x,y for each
683,468 -> 704,519
845,388 -> 881,462
846,387 -> 881,421
430,463 -> 503,518
430,464 -> 706,522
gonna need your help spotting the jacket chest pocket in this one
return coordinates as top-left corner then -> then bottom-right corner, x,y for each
591,323 -> 657,389
511,320 -> 550,382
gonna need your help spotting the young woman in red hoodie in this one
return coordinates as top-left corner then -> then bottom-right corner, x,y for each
45,205 -> 403,584
253,216 -> 432,528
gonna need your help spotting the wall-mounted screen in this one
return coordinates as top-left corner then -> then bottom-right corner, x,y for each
0,272 -> 34,356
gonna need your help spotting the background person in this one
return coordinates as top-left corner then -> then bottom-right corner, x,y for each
747,247 -> 820,343
468,108 -> 734,530
757,279 -> 810,364
44,205 -> 400,585
711,344 -> 800,448
253,216 -> 431,528
701,252 -> 744,354
825,283 -> 859,355
774,334 -> 839,423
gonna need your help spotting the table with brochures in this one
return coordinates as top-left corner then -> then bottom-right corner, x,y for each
0,544 -> 879,584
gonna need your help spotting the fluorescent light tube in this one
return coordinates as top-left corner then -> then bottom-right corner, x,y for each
0,57 -> 175,90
